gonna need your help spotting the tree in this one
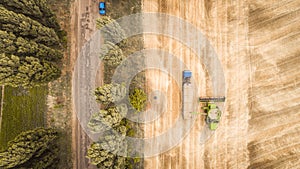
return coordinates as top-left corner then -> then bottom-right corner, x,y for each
96,16 -> 127,48
0,53 -> 61,87
100,42 -> 125,67
0,0 -> 61,31
129,88 -> 147,113
0,6 -> 60,47
17,145 -> 59,169
88,104 -> 128,133
86,128 -> 127,169
87,144 -> 126,169
94,83 -> 126,105
0,128 -> 59,169
0,30 -> 63,62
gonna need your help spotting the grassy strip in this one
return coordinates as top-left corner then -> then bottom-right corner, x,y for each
0,86 -> 47,151
47,0 -> 73,168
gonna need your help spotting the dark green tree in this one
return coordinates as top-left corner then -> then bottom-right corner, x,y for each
16,145 -> 59,169
0,6 -> 60,47
0,30 -> 62,61
0,0 -> 61,31
0,53 -> 61,87
0,128 -> 59,169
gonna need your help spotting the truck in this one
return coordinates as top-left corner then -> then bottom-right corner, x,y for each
182,70 -> 193,119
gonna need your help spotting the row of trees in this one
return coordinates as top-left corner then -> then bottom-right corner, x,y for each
97,17 -> 127,83
88,84 -> 129,168
0,128 -> 59,169
86,16 -> 145,169
0,1 -> 64,88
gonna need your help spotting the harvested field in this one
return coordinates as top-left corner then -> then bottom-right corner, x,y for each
142,0 -> 300,168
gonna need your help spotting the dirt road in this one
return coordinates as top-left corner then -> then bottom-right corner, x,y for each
142,0 -> 300,168
70,0 -> 99,168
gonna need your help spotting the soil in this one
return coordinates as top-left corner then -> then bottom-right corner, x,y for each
142,0 -> 300,168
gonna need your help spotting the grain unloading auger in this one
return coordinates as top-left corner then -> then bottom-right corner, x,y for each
195,97 -> 225,130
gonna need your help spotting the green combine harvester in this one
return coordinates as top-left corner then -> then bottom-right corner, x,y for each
199,97 -> 225,130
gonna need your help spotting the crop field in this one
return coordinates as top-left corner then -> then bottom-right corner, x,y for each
0,86 -> 47,151
142,0 -> 300,168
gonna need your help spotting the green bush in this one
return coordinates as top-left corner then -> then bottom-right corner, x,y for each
127,129 -> 135,137
129,88 -> 147,113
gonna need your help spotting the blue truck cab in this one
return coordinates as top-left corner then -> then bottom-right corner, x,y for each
183,70 -> 192,78
99,2 -> 106,15
183,70 -> 192,84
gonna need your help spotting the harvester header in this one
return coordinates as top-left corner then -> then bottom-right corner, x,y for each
199,97 -> 225,102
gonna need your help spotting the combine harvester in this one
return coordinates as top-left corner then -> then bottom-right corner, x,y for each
182,70 -> 225,130
199,97 -> 225,130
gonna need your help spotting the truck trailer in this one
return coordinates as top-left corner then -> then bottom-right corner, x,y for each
182,70 -> 193,119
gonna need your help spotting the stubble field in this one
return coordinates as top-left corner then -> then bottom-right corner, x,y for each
142,0 -> 300,168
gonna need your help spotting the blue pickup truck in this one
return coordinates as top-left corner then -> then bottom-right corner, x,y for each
99,2 -> 106,15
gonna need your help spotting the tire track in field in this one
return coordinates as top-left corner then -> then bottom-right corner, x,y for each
247,0 -> 300,168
